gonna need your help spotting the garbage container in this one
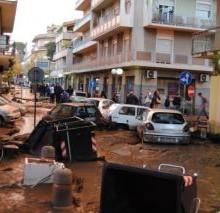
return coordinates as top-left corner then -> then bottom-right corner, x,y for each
24,117 -> 97,161
54,118 -> 97,161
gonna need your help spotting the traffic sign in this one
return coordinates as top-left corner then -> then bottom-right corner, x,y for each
179,71 -> 192,86
188,85 -> 195,97
28,67 -> 44,83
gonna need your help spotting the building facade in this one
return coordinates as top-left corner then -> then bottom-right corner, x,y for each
68,0 -> 216,112
28,25 -> 58,79
52,21 -> 79,88
0,0 -> 17,78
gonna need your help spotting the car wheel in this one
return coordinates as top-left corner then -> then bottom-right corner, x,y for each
0,116 -> 5,127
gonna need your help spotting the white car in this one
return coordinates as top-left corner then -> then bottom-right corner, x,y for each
108,104 -> 150,130
136,109 -> 190,144
0,102 -> 21,126
85,98 -> 114,119
0,96 -> 27,116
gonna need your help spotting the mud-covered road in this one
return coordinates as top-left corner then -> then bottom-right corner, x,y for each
0,128 -> 220,212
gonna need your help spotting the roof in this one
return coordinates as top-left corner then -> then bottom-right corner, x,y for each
111,103 -> 150,109
87,98 -> 112,101
0,0 -> 17,33
149,108 -> 183,114
61,102 -> 95,107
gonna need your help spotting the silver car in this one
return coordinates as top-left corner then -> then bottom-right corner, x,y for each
137,109 -> 190,144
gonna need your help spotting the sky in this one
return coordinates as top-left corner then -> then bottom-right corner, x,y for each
12,0 -> 82,49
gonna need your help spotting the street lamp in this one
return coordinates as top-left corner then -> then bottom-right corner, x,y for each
111,68 -> 124,75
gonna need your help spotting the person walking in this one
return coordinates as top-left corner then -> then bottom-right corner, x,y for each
49,84 -> 55,103
54,84 -> 63,104
164,95 -> 170,109
100,90 -> 107,99
126,91 -> 139,105
173,95 -> 181,110
66,86 -> 73,96
197,92 -> 209,120
150,90 -> 161,108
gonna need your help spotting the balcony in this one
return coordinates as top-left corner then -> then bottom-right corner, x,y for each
145,13 -> 215,32
74,12 -> 91,32
192,26 -> 220,58
72,37 -> 97,54
0,46 -> 15,71
53,49 -> 69,61
75,0 -> 90,11
64,51 -> 212,74
91,0 -> 115,11
55,32 -> 74,43
92,15 -> 131,40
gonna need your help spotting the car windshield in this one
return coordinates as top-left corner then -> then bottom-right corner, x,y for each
152,112 -> 184,124
75,92 -> 86,97
86,106 -> 98,116
50,105 -> 73,118
88,100 -> 99,107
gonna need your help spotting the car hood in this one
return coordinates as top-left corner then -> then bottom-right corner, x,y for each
0,104 -> 19,113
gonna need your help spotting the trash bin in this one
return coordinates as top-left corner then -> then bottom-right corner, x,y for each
54,118 -> 97,161
24,117 -> 97,161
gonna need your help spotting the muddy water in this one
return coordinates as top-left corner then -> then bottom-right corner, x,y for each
97,130 -> 220,213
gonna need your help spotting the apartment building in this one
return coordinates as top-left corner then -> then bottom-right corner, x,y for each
52,20 -> 79,87
192,0 -> 220,132
70,0 -> 216,110
30,25 -> 58,77
0,0 -> 17,75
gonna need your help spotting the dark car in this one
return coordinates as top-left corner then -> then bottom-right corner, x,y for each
45,102 -> 106,126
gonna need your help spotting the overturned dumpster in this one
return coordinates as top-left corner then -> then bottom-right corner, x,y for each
23,117 -> 97,161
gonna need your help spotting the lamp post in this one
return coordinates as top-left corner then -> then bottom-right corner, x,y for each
111,68 -> 124,102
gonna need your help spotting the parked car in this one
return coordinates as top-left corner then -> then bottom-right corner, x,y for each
70,90 -> 87,102
45,102 -> 106,126
136,109 -> 190,144
108,104 -> 150,130
0,96 -> 27,116
0,101 -> 21,126
83,98 -> 114,120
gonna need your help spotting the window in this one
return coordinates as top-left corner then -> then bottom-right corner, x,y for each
125,0 -> 131,14
86,106 -> 98,116
196,3 -> 211,19
156,39 -> 173,54
119,107 -> 135,116
152,113 -> 185,124
159,5 -> 174,23
137,108 -> 148,117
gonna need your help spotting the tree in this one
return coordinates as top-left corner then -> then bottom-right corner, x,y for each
15,42 -> 27,61
45,42 -> 56,61
2,57 -> 22,85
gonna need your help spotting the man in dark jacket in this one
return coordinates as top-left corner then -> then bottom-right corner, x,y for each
126,91 -> 139,105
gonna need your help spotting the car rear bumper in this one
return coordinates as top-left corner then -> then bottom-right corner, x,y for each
143,134 -> 190,144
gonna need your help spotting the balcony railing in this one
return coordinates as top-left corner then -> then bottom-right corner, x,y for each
74,11 -> 91,31
64,51 -> 211,73
151,13 -> 215,29
91,15 -> 120,38
192,26 -> 220,55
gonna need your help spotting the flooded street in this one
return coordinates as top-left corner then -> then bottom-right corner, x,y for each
0,98 -> 220,212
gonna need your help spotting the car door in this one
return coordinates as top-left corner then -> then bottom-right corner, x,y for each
118,106 -> 136,129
